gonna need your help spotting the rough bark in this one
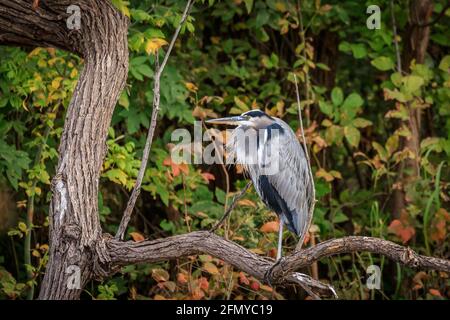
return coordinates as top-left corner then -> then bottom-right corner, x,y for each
1,0 -> 129,299
107,232 -> 450,285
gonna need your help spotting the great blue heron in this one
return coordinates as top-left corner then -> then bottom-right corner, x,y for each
206,109 -> 314,260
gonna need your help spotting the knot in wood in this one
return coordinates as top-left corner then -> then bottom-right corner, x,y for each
403,247 -> 420,268
62,223 -> 81,240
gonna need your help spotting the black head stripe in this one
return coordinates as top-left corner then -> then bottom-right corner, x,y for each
242,110 -> 272,119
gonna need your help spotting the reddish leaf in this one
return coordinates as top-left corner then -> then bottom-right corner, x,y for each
199,277 -> 209,291
177,273 -> 188,284
303,231 -> 311,245
429,289 -> 442,297
250,281 -> 260,291
201,172 -> 215,183
163,157 -> 189,177
260,220 -> 279,233
388,213 -> 415,244
239,272 -> 250,285
129,232 -> 145,242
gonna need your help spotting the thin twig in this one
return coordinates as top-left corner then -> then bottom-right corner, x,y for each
296,0 -> 311,126
390,0 -> 402,74
201,122 -> 231,237
210,181 -> 252,233
115,0 -> 194,240
293,74 -> 316,251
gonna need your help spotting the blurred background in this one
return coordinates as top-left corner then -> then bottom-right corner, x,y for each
0,0 -> 448,299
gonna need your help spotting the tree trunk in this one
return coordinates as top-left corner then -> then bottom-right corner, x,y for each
1,0 -> 449,301
392,0 -> 433,218
0,0 -> 129,299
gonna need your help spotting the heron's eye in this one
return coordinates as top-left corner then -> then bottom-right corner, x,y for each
245,115 -> 251,120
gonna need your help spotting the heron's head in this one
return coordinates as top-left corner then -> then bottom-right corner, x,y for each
205,109 -> 274,129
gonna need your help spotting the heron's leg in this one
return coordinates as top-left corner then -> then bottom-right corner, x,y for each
276,221 -> 284,261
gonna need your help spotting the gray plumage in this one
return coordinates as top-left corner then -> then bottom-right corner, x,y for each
206,109 -> 314,259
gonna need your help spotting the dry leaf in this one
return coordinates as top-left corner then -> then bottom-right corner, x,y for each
238,199 -> 256,208
388,211 -> 415,244
177,273 -> 188,284
201,172 -> 215,183
239,272 -> 250,285
198,277 -> 209,290
428,289 -> 442,297
203,262 -> 219,275
260,220 -> 279,233
152,268 -> 169,282
260,285 -> 273,292
145,38 -> 168,55
129,232 -> 145,242
388,219 -> 415,243
185,82 -> 198,93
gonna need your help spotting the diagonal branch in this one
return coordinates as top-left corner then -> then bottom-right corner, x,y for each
115,0 -> 194,240
210,181 -> 252,233
293,74 -> 316,251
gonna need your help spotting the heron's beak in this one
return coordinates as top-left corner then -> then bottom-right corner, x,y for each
205,116 -> 246,126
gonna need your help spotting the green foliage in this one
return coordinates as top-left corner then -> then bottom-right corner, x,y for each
0,0 -> 449,300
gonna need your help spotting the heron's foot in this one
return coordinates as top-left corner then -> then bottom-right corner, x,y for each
264,257 -> 284,287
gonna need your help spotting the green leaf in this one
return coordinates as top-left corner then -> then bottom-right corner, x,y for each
372,142 -> 388,162
342,93 -> 363,110
350,43 -> 367,59
344,125 -> 360,147
333,211 -> 349,223
331,87 -> 344,106
316,63 -> 330,71
352,118 -> 372,128
138,64 -> 154,78
18,222 -> 27,233
371,56 -> 394,71
402,75 -> 424,94
119,91 -> 129,109
391,72 -> 402,87
111,0 -> 130,17
158,188 -> 169,206
319,100 -> 333,117
338,41 -> 351,53
244,0 -> 254,14
438,55 -> 450,71
234,96 -> 249,112
215,187 -> 226,204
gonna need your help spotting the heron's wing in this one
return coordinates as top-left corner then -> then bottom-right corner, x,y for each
262,120 -> 313,242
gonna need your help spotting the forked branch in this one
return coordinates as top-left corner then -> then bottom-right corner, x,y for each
106,231 -> 450,298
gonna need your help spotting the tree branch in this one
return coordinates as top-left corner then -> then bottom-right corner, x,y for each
209,181 -> 252,233
115,0 -> 194,240
106,232 -> 450,298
